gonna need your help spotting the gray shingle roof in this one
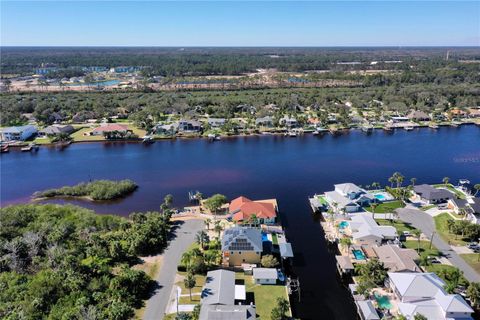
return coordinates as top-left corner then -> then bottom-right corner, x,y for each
201,270 -> 236,305
413,184 -> 453,201
253,268 -> 277,280
222,227 -> 262,252
279,243 -> 294,258
199,304 -> 256,320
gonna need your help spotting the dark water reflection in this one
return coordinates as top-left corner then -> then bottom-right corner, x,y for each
1,126 -> 480,319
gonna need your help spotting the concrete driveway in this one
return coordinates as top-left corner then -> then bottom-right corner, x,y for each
143,219 -> 204,320
396,207 -> 480,282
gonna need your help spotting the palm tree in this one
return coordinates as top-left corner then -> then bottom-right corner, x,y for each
388,176 -> 395,188
410,177 -> 417,187
181,251 -> 193,270
370,203 -> 378,220
443,177 -> 450,186
184,272 -> 196,300
339,237 -> 352,252
412,229 -> 422,254
474,184 -> 480,196
196,230 -> 209,250
213,220 -> 223,239
204,218 -> 212,230
249,214 -> 259,228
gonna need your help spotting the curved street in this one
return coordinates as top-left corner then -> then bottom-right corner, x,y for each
396,207 -> 480,283
143,219 -> 204,320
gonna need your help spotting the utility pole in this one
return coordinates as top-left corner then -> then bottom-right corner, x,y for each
430,231 -> 436,249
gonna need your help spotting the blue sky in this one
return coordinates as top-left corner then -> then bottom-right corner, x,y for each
1,1 -> 479,46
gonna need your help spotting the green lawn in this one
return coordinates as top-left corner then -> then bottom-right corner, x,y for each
434,213 -> 467,246
421,205 -> 436,211
236,272 -> 290,320
176,272 -> 206,305
70,127 -> 105,142
433,184 -> 466,199
460,254 -> 480,274
365,200 -> 404,213
33,136 -> 53,145
403,240 -> 439,258
376,219 -> 416,234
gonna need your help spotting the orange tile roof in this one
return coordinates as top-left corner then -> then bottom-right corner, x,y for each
229,196 -> 277,222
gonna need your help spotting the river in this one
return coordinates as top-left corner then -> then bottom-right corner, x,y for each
1,125 -> 479,319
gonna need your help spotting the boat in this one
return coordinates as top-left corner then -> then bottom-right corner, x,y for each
404,126 -> 414,131
450,121 -> 462,127
288,131 -> 297,137
142,135 -> 154,144
207,134 -> 221,141
277,270 -> 285,282
21,143 -> 39,152
361,124 -> 373,133
0,145 -> 9,153
428,123 -> 439,129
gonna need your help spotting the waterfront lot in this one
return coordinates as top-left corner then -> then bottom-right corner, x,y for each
365,200 -> 404,213
434,212 -> 467,246
376,218 -> 416,234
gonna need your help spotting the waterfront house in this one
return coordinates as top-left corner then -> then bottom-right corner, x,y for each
390,116 -> 410,123
447,197 -> 471,215
324,183 -> 375,213
388,272 -> 473,320
413,184 -> 454,204
255,116 -> 274,128
178,119 -> 202,133
153,123 -> 178,135
252,268 -> 278,284
355,300 -> 380,320
207,118 -> 226,128
468,108 -> 480,118
199,305 -> 256,320
279,116 -> 298,128
349,215 -> 397,245
336,255 -> 354,275
229,196 -> 278,225
463,198 -> 480,224
39,124 -> 74,137
372,244 -> 420,272
202,269 -> 241,305
0,125 -> 37,141
407,110 -> 431,122
222,227 -> 262,267
91,124 -> 130,136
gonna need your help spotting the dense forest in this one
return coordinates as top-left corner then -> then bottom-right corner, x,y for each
2,47 -> 480,76
0,203 -> 173,319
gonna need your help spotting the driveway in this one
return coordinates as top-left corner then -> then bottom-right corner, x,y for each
396,207 -> 480,282
143,219 -> 204,320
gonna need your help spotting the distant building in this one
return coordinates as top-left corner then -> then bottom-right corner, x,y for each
177,120 -> 202,133
407,110 -> 431,121
0,125 -> 37,141
222,227 -> 262,266
91,124 -> 130,136
279,116 -> 298,128
255,116 -> 274,128
208,118 -> 226,128
324,183 -> 376,213
349,215 -> 397,245
253,268 -> 278,285
39,125 -> 74,137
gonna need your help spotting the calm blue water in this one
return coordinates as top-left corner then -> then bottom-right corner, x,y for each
1,125 -> 479,319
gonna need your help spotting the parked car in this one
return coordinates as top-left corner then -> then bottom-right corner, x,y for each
403,231 -> 411,237
467,243 -> 479,250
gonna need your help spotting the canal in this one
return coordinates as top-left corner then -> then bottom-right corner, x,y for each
1,125 -> 479,319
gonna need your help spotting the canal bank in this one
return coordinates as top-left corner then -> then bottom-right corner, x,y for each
2,126 -> 479,319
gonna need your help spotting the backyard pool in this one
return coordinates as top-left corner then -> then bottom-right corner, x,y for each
352,249 -> 366,260
374,194 -> 386,201
374,292 -> 393,309
339,221 -> 349,229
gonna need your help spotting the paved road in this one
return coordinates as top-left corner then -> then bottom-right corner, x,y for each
396,207 -> 480,283
143,219 -> 204,320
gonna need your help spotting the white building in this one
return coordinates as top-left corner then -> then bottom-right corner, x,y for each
252,268 -> 277,285
324,183 -> 375,213
0,125 -> 37,141
349,215 -> 397,245
388,272 -> 473,320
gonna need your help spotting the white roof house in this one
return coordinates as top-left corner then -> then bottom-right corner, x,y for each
324,183 -> 374,213
253,268 -> 278,281
350,215 -> 397,245
389,272 -> 473,320
355,300 -> 380,320
201,270 -> 236,305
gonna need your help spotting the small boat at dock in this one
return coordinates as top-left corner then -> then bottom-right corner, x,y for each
21,143 -> 39,152
142,135 -> 154,144
404,126 -> 414,131
207,134 -> 221,141
450,121 -> 462,127
428,123 -> 439,129
0,145 -> 9,153
361,124 -> 373,133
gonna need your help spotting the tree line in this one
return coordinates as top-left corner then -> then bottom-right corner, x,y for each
0,202 -> 173,319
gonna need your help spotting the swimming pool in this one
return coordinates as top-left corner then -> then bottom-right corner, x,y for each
374,292 -> 393,309
352,249 -> 366,260
339,221 -> 349,229
374,194 -> 386,201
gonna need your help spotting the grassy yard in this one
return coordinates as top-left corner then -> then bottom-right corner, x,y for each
460,254 -> 480,274
433,184 -> 466,199
70,127 -> 105,142
403,240 -> 439,258
434,213 -> 467,246
421,205 -> 436,211
376,219 -> 416,234
365,200 -> 405,213
236,272 -> 290,320
176,272 -> 206,305
33,136 -> 53,145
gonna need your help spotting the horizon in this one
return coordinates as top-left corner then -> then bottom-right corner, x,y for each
1,1 -> 479,47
